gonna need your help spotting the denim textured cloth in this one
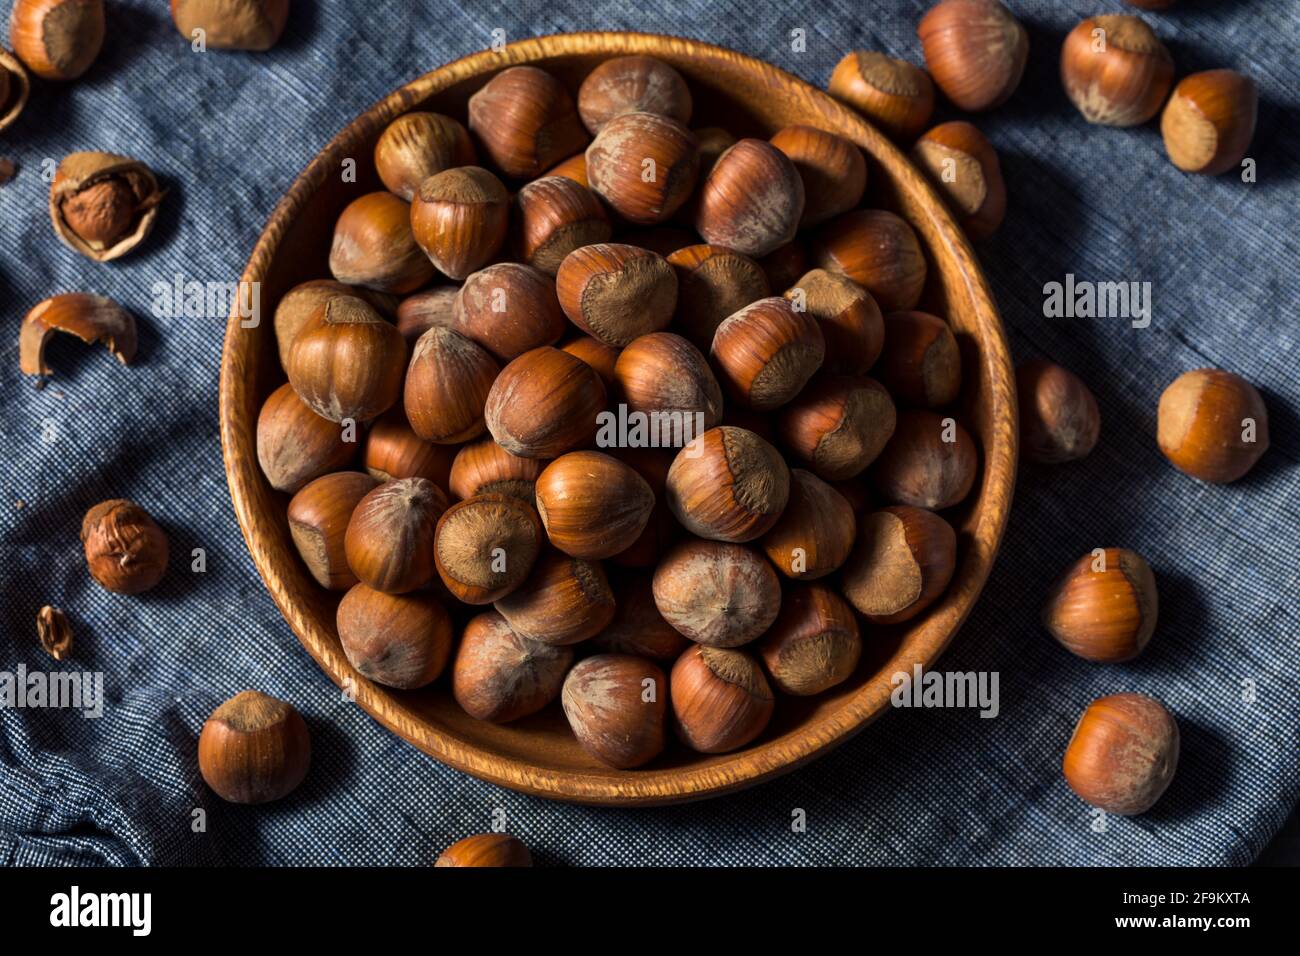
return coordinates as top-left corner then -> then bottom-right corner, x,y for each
1,0 -> 1296,867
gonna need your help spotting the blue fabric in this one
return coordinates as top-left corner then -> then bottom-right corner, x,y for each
1,0 -> 1297,867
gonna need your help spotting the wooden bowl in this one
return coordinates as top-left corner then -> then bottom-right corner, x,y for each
220,32 -> 1017,805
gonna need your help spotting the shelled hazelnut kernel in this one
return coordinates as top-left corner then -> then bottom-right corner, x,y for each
484,346 -> 608,458
577,55 -> 693,134
435,833 -> 532,868
872,410 -> 977,510
287,295 -> 406,424
170,0 -> 288,51
562,655 -> 668,768
1042,548 -> 1158,663
1016,359 -> 1101,464
769,125 -> 867,227
710,297 -> 825,411
81,499 -> 169,594
614,332 -> 724,437
912,122 -> 1006,240
287,472 -> 376,590
535,451 -> 655,560
560,335 -> 620,387
256,382 -> 354,493
841,505 -> 956,623
585,111 -> 699,224
1061,15 -> 1173,127
452,611 -> 574,722
668,244 -> 770,347
467,65 -> 588,179
671,645 -> 774,753
1161,70 -> 1258,176
1063,693 -> 1179,815
555,243 -> 678,347
775,375 -> 897,481
11,0 -> 105,79
1156,368 -> 1269,482
695,139 -> 805,257
814,209 -> 927,313
433,493 -> 543,604
827,51 -> 935,142
591,573 -> 690,661
513,176 -> 612,275
344,477 -> 448,594
452,262 -> 566,361
758,584 -> 861,696
877,311 -> 962,408
362,410 -> 456,485
784,269 -> 884,376
198,690 -> 310,805
448,437 -> 546,501
653,538 -> 781,648
336,584 -> 453,689
275,279 -> 398,369
328,191 -> 434,294
409,166 -> 510,281
918,0 -> 1029,112
760,469 -> 856,579
494,549 -> 616,645
760,241 -> 809,295
48,152 -> 164,262
402,327 -> 498,444
374,111 -> 475,201
665,426 -> 791,543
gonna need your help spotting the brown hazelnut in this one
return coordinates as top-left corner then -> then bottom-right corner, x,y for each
80,499 -> 169,594
912,122 -> 1007,240
577,55 -> 693,134
409,166 -> 509,280
274,279 -> 399,369
814,209 -> 927,313
759,241 -> 808,295
841,505 -> 956,623
535,451 -> 655,560
18,292 -> 136,379
396,286 -> 459,346
336,583 -> 453,689
169,0 -> 288,51
872,410 -> 978,510
591,573 -> 690,661
1157,368 -> 1268,483
287,295 -> 406,423
485,346 -> 608,458
544,151 -> 588,187
827,51 -> 935,142
560,334 -> 620,387
760,469 -> 856,579
329,191 -> 435,294
652,538 -> 781,648
585,111 -> 699,224
403,326 -> 499,443
1161,70 -> 1258,176
512,175 -> 611,275
449,437 -> 546,501
362,410 -> 456,486
695,139 -> 805,258
1016,359 -> 1101,464
667,243 -> 770,347
0,50 -> 31,132
1061,15 -> 1173,127
452,611 -> 573,722
562,654 -> 668,768
256,382 -> 354,493
467,65 -> 588,179
452,262 -> 566,360
757,584 -> 861,696
435,833 -> 533,867
494,549 -> 616,645
710,296 -> 825,411
1063,693 -> 1178,815
784,268 -> 884,375
666,426 -> 790,542
614,332 -> 723,439
1042,548 -> 1158,662
48,151 -> 163,261
374,111 -> 476,201
434,493 -> 544,604
344,477 -> 448,594
918,0 -> 1029,111
555,243 -> 678,347
287,471 -> 377,590
876,310 -> 962,408
775,374 -> 897,481
11,0 -> 104,79
198,690 -> 310,805
769,125 -> 867,227
671,645 -> 774,754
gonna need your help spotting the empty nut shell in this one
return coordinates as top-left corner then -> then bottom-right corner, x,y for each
19,292 -> 136,379
0,50 -> 31,132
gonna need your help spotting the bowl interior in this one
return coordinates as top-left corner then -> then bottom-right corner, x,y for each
220,32 -> 1016,805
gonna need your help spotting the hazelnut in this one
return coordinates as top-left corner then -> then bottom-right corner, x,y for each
710,296 -> 825,411
48,152 -> 164,261
666,426 -> 790,543
494,549 -> 616,645
695,139 -> 805,257
758,241 -> 808,295
10,0 -> 104,80
374,111 -> 476,201
362,409 -> 456,486
1157,368 -> 1269,483
578,55 -> 693,134
562,654 -> 668,768
585,111 -> 699,224
434,493 -> 544,604
409,166 -> 509,280
841,505 -> 956,623
876,310 -> 962,408
775,375 -> 897,480
287,295 -> 406,423
256,382 -> 354,493
671,645 -> 774,754
757,584 -> 861,696
80,499 -> 169,594
652,538 -> 781,648
591,573 -> 689,661
912,122 -> 1007,240
1042,548 -> 1158,662
449,437 -> 546,501
452,262 -> 566,361
435,833 -> 532,867
556,242 -> 678,347
814,209 -> 927,313
1061,15 -> 1174,127
169,0 -> 288,51
1016,359 -> 1101,464
467,65 -> 588,179
614,332 -> 723,439
452,611 -> 573,722
667,243 -> 770,347
36,605 -> 73,661
535,451 -> 655,560
827,51 -> 935,142
760,469 -> 856,579
544,151 -> 588,187
693,126 -> 737,178
512,175 -> 612,275
560,334 -> 620,387
1063,693 -> 1179,815
872,410 -> 978,510
343,477 -> 448,594
918,0 -> 1029,111
275,279 -> 398,369
198,690 -> 310,805
0,50 -> 31,133
19,292 -> 136,379
287,471 -> 377,590
329,191 -> 435,294
1161,70 -> 1258,176
403,327 -> 499,443
336,584 -> 453,689
769,125 -> 867,227
784,268 -> 884,376
484,346 -> 608,458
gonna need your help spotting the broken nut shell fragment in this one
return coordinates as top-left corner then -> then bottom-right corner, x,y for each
19,293 -> 137,380
49,152 -> 165,261
37,606 -> 73,661
0,50 -> 32,132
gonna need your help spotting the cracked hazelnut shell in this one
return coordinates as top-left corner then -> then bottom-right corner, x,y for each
49,152 -> 163,261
